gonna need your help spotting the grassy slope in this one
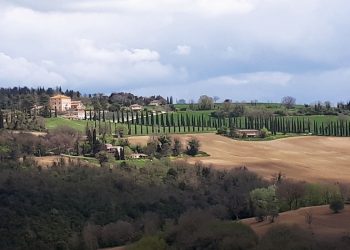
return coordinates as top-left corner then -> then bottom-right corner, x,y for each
44,117 -> 216,135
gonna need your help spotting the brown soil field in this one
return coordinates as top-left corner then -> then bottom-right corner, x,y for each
128,134 -> 350,183
242,205 -> 350,241
34,155 -> 93,168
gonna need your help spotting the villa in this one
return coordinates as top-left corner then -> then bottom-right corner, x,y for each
235,129 -> 261,138
50,94 -> 86,119
149,100 -> 162,106
130,104 -> 143,112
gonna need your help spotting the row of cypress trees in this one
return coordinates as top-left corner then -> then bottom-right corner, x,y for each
81,109 -> 350,137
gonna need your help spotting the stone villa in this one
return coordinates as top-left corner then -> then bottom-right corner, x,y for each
50,94 -> 86,119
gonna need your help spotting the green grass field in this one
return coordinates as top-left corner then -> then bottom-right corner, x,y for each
45,112 -> 348,137
44,117 -> 216,135
45,118 -> 88,132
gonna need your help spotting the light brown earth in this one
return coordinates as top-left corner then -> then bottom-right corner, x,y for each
34,155 -> 94,168
129,134 -> 350,183
242,205 -> 350,240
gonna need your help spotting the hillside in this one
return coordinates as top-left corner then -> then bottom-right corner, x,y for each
242,205 -> 350,241
129,134 -> 350,183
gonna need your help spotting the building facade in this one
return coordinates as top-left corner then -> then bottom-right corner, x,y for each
50,95 -> 71,112
50,95 -> 86,119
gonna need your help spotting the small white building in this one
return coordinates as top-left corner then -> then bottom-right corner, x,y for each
130,153 -> 148,159
103,144 -> 123,154
149,100 -> 162,106
130,104 -> 143,112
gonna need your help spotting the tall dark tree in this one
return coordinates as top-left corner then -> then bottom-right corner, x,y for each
0,111 -> 4,129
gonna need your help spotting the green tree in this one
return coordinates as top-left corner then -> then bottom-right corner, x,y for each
186,137 -> 200,156
250,186 -> 279,222
95,151 -> 109,165
172,137 -> 182,156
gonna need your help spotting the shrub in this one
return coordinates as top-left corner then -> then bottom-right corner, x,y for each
186,137 -> 200,156
329,197 -> 344,213
217,126 -> 228,135
260,127 -> 271,138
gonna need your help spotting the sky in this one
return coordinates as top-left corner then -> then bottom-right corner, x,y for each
0,0 -> 350,103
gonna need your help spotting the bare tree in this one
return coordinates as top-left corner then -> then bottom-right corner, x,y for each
304,209 -> 313,229
276,179 -> 306,210
198,95 -> 214,110
281,96 -> 296,109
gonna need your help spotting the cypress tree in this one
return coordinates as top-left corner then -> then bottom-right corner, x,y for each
116,111 -> 120,123
120,147 -> 125,160
186,114 -> 190,132
136,112 -> 139,125
102,110 -> 105,122
128,121 -> 131,135
0,111 -> 3,129
121,110 -> 125,123
112,112 -> 115,123
151,112 -> 155,133
84,110 -> 87,120
141,111 -> 144,126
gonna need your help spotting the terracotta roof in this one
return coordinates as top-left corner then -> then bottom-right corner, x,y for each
50,95 -> 71,99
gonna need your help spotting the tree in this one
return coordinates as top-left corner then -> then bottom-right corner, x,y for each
277,180 -> 306,210
172,137 -> 182,156
0,111 -> 4,129
281,96 -> 296,109
95,151 -> 109,165
198,95 -> 214,110
186,137 -> 200,156
213,96 -> 220,103
329,196 -> 344,213
250,186 -> 279,222
260,127 -> 271,138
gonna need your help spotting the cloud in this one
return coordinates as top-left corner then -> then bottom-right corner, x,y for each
174,45 -> 191,56
0,52 -> 66,86
4,0 -> 255,16
76,39 -> 160,63
195,72 -> 292,87
0,0 -> 350,102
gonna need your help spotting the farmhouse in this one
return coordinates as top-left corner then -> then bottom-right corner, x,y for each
50,95 -> 71,112
103,144 -> 123,154
149,100 -> 162,106
130,153 -> 148,159
235,129 -> 261,138
50,95 -> 86,119
130,104 -> 143,112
